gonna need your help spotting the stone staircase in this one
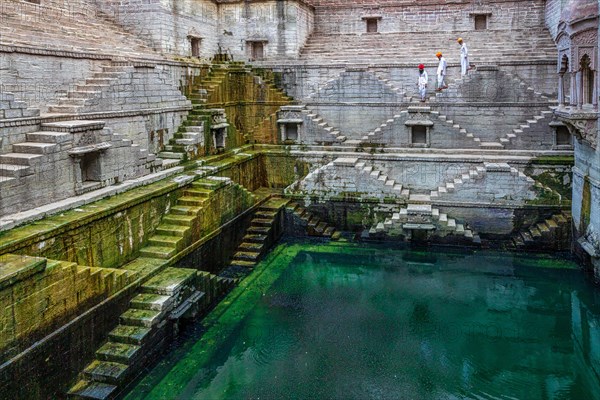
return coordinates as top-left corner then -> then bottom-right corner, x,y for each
299,29 -> 557,65
430,109 -> 495,149
0,120 -> 159,190
67,266 -> 230,400
509,211 -> 572,251
222,197 -> 290,276
503,108 -> 557,147
356,113 -> 404,144
430,162 -> 536,200
139,177 -> 255,260
301,105 -> 346,143
369,199 -> 481,243
286,201 -> 341,240
0,0 -> 163,61
289,157 -> 409,200
430,164 -> 487,199
47,65 -> 135,114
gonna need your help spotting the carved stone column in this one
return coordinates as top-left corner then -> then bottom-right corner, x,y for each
593,70 -> 598,110
577,70 -> 583,109
571,73 -> 578,106
558,73 -> 565,106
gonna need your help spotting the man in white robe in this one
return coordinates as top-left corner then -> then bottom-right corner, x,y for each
436,52 -> 447,91
458,38 -> 469,76
417,64 -> 428,102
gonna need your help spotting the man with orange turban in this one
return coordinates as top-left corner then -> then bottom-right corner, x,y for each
436,52 -> 447,91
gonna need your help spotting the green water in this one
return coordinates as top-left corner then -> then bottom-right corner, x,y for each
127,241 -> 600,400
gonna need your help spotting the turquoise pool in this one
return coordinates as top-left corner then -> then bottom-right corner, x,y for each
126,241 -> 600,400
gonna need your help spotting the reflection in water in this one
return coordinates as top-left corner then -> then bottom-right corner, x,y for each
127,243 -> 600,400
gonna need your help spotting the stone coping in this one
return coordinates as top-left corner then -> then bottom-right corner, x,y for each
303,101 -> 555,107
255,144 -> 574,160
0,106 -> 192,129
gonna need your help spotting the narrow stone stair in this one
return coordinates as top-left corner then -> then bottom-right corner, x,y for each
67,267 -> 203,400
286,201 -> 341,240
221,197 -> 290,278
509,211 -> 572,251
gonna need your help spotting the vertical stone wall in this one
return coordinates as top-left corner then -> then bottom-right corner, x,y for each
218,0 -> 314,60
311,0 -> 546,34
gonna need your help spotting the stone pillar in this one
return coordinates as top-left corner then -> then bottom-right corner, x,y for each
577,70 -> 583,109
571,72 -> 578,107
72,157 -> 82,193
593,70 -> 598,110
558,73 -> 565,106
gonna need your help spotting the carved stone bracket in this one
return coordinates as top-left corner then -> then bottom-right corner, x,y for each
555,107 -> 598,149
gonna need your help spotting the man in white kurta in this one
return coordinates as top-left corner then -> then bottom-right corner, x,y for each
458,38 -> 469,76
436,52 -> 447,91
417,64 -> 428,102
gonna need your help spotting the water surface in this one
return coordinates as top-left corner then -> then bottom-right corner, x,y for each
126,241 -> 600,400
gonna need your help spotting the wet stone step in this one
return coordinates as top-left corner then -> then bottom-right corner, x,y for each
163,215 -> 196,227
233,251 -> 260,262
251,218 -> 272,227
239,242 -> 264,252
68,380 -> 118,400
155,224 -> 189,236
130,293 -> 173,311
83,360 -> 129,385
108,325 -> 152,345
120,308 -> 162,328
243,234 -> 267,243
229,260 -> 257,269
139,246 -> 177,260
141,267 -> 197,296
248,226 -> 271,235
169,205 -> 201,216
96,342 -> 141,365
255,210 -> 277,219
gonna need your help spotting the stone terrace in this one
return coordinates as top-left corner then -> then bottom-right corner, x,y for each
0,0 -> 163,61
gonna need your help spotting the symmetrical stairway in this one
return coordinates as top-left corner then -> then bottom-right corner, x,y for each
67,267 -> 224,399
289,157 -> 409,200
509,211 -> 572,251
430,165 -> 487,198
302,105 -> 346,143
369,199 -> 480,243
286,201 -> 341,240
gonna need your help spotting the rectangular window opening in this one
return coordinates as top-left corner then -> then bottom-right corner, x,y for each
285,124 -> 298,141
366,19 -> 378,33
190,38 -> 201,58
555,126 -> 571,146
475,15 -> 487,30
411,126 -> 427,144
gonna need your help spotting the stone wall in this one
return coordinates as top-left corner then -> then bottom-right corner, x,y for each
218,0 -> 314,60
311,0 -> 546,34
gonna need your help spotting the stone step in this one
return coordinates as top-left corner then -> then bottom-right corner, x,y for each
120,308 -> 162,328
229,260 -> 257,269
148,235 -> 184,250
0,164 -> 32,178
141,267 -> 197,296
83,361 -> 129,385
0,152 -> 44,165
239,242 -> 264,252
157,151 -> 185,160
162,215 -> 196,227
26,131 -> 72,143
108,325 -> 153,346
233,251 -> 261,262
171,205 -> 201,216
251,218 -> 273,227
139,246 -> 177,259
177,196 -> 207,207
96,342 -> 141,365
68,380 -> 118,400
243,234 -> 268,243
248,226 -> 271,235
155,224 -> 190,236
130,293 -> 173,312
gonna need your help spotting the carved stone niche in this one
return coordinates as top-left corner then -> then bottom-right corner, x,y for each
555,108 -> 598,150
208,108 -> 229,152
277,105 -> 305,144
405,106 -> 433,148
